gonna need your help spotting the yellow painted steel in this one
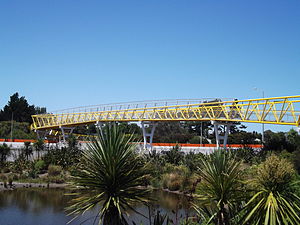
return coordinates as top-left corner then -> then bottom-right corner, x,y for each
31,96 -> 300,131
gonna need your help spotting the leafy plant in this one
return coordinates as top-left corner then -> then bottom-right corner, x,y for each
164,145 -> 184,165
22,141 -> 33,160
48,165 -> 62,176
153,210 -> 169,225
34,160 -> 46,174
33,139 -> 44,159
195,149 -> 245,225
241,155 -> 300,225
42,143 -> 81,169
0,143 -> 10,165
67,125 -> 150,225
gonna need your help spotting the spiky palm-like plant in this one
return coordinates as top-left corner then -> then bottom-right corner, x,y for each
195,150 -> 245,225
67,125 -> 149,225
241,155 -> 300,225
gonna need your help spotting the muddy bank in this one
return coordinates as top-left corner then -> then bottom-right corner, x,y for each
0,181 -> 67,191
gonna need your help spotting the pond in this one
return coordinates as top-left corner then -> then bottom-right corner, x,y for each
0,188 -> 195,225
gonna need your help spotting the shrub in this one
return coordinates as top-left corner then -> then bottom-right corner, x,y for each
2,167 -> 10,173
0,173 -> 7,182
241,154 -> 300,224
12,153 -> 30,174
19,173 -> 28,180
195,149 -> 245,224
164,145 -> 184,165
161,164 -> 192,191
182,152 -> 204,172
42,146 -> 81,168
162,173 -> 183,191
0,143 -> 10,164
7,175 -> 13,186
189,136 -> 209,144
48,165 -> 62,176
45,175 -> 65,184
34,160 -> 46,174
164,164 -> 189,176
256,154 -> 295,191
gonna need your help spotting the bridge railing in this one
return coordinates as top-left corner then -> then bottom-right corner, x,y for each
48,98 -> 232,114
31,96 -> 300,130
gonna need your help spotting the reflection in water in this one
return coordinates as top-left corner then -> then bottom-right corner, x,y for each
0,188 -> 195,225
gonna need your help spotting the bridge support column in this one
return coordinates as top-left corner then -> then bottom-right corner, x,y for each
212,121 -> 232,148
141,121 -> 158,150
95,121 -> 103,135
36,130 -> 47,140
59,126 -> 75,142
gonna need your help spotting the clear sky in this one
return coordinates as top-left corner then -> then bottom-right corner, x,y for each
0,0 -> 299,132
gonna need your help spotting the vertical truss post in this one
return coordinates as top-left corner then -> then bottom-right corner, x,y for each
59,126 -> 74,143
212,121 -> 231,148
141,121 -> 158,150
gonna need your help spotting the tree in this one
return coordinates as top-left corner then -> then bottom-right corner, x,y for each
228,131 -> 261,145
0,143 -> 10,165
22,141 -> 33,160
0,92 -> 46,123
184,121 -> 212,137
33,139 -> 44,159
67,125 -> 149,225
195,150 -> 245,225
286,129 -> 300,152
164,145 -> 184,165
263,130 -> 288,151
153,122 -> 193,143
241,155 -> 300,224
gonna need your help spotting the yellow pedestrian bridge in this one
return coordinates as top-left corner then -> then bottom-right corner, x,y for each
31,95 -> 300,148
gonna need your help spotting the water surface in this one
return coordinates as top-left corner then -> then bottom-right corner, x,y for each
0,188 -> 194,225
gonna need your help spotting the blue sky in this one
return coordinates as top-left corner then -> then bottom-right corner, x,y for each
0,0 -> 299,132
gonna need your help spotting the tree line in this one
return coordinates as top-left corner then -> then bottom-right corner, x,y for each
0,92 -> 46,123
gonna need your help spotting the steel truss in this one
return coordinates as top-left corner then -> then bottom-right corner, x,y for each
31,96 -> 300,148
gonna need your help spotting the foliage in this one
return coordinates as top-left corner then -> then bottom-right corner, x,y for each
264,130 -> 288,152
11,153 -> 30,174
118,122 -> 142,136
233,147 -> 268,165
182,152 -> 205,172
0,92 -> 46,123
22,141 -> 33,160
42,144 -> 81,169
162,164 -> 191,191
286,129 -> 300,152
33,139 -> 44,159
228,131 -> 261,145
44,175 -> 65,184
164,145 -> 184,165
48,165 -> 62,176
241,155 -> 300,225
34,160 -> 46,173
188,136 -> 209,144
293,149 -> 300,174
0,121 -> 36,139
184,121 -> 212,138
162,173 -> 183,191
153,122 -> 193,143
67,125 -> 150,225
195,149 -> 245,225
153,210 -> 169,225
0,143 -> 10,165
0,173 -> 7,182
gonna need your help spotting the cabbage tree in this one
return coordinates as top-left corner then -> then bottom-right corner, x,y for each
67,125 -> 149,225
